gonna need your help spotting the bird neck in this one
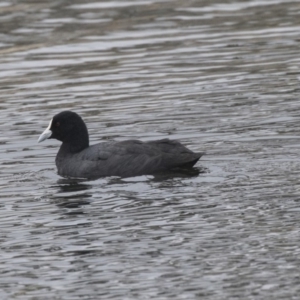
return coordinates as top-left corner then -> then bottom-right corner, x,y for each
61,126 -> 89,154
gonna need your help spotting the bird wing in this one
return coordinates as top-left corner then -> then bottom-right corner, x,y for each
76,139 -> 202,178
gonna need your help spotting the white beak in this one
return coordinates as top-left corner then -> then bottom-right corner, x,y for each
38,119 -> 53,143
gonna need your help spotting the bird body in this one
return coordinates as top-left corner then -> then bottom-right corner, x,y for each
38,111 -> 203,179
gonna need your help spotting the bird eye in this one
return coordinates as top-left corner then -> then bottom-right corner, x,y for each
56,122 -> 60,127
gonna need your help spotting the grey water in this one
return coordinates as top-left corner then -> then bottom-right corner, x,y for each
1,0 -> 300,299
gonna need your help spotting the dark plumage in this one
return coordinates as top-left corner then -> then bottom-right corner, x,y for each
38,111 -> 203,179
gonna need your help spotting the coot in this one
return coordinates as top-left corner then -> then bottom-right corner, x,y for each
38,111 -> 203,179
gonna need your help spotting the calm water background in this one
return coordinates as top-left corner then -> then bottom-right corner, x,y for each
1,0 -> 300,299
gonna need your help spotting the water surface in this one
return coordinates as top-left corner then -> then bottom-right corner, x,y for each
1,0 -> 300,299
